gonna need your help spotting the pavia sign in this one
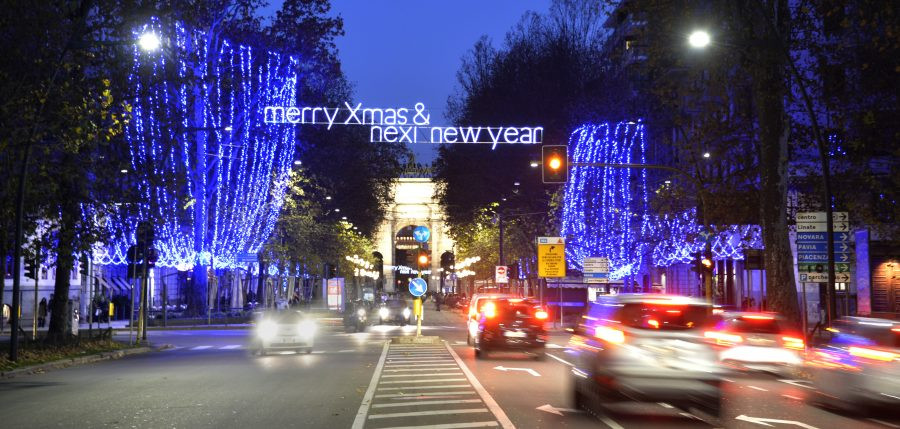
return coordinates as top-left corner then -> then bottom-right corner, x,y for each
264,102 -> 543,148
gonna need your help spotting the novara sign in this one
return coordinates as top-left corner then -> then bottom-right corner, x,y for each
263,102 -> 543,148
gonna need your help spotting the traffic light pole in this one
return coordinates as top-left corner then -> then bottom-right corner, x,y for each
416,243 -> 423,337
32,256 -> 38,340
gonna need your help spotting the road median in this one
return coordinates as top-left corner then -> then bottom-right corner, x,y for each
1,343 -> 167,379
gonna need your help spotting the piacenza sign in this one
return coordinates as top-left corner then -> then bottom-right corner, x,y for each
263,102 -> 542,148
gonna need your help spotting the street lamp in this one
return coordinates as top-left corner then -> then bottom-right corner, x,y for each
703,152 -> 711,158
530,161 -> 539,168
688,30 -> 711,48
293,160 -> 301,166
138,32 -> 161,52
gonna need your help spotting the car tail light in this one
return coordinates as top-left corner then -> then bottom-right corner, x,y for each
849,346 -> 897,362
742,314 -> 775,320
892,327 -> 900,333
535,310 -> 548,320
665,310 -> 682,314
781,336 -> 805,350
648,319 -> 660,329
594,326 -> 625,344
712,308 -> 724,315
483,302 -> 497,318
704,330 -> 743,345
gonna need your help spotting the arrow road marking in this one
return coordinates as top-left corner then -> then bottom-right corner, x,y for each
536,404 -> 582,415
735,415 -> 819,428
493,365 -> 540,377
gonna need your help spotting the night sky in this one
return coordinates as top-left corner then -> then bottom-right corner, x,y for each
268,0 -> 551,162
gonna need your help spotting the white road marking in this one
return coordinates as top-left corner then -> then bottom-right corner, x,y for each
782,394 -> 803,401
445,342 -> 516,429
375,421 -> 499,429
220,345 -> 242,350
546,344 -> 565,349
658,402 -> 674,409
869,418 -> 900,428
493,366 -> 540,377
545,353 -> 574,366
311,350 -> 325,354
381,372 -> 463,378
375,391 -> 477,399
339,349 -> 354,353
383,368 -> 459,372
368,408 -> 489,419
748,385 -> 768,392
735,414 -> 820,428
387,362 -> 456,368
190,346 -> 212,350
372,399 -> 482,408
378,384 -> 472,391
598,414 -> 626,429
778,379 -> 814,389
679,412 -> 699,420
351,342 -> 389,429
723,378 -> 735,382
379,378 -> 467,384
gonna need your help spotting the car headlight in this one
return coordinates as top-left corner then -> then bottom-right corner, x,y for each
357,308 -> 366,317
298,319 -> 317,336
402,308 -> 411,319
258,320 -> 277,340
379,307 -> 389,319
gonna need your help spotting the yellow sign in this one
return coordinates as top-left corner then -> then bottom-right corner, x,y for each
413,298 -> 422,317
109,302 -> 115,317
537,236 -> 566,278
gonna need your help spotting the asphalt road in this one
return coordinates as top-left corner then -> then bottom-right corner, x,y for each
1,312 -> 897,429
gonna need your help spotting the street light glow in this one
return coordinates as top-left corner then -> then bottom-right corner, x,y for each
138,32 -> 161,52
325,196 -> 332,200
530,161 -> 539,168
703,152 -> 711,158
120,169 -> 128,174
293,160 -> 302,166
688,30 -> 711,48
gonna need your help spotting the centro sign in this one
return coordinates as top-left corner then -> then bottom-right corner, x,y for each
263,102 -> 543,148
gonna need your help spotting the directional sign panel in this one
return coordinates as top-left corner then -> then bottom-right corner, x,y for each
796,212 -> 848,223
795,212 -> 852,283
583,257 -> 609,284
537,237 -> 566,278
799,263 -> 850,273
796,232 -> 850,242
796,222 -> 849,232
408,278 -> 427,297
800,272 -> 850,283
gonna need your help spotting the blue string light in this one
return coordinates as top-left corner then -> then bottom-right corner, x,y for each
94,18 -> 298,270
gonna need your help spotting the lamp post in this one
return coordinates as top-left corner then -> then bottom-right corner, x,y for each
7,29 -> 161,362
689,26 -> 839,323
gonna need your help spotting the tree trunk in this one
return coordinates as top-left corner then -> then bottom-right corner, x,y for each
750,0 -> 800,325
47,203 -> 78,343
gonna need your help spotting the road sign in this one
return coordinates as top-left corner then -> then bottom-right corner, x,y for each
413,226 -> 431,243
796,242 -> 851,253
408,278 -> 427,297
495,266 -> 509,284
799,263 -> 849,273
583,257 -> 609,284
800,272 -> 850,283
796,222 -> 849,232
235,253 -> 257,263
537,237 -> 566,278
796,212 -> 848,223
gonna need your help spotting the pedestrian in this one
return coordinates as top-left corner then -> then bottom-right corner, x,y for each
38,297 -> 48,327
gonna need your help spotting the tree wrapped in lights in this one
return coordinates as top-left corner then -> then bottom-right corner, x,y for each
651,208 -> 764,266
95,19 -> 298,308
561,121 -> 651,280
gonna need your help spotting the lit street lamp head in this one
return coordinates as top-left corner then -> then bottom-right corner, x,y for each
688,30 -> 711,48
138,32 -> 161,52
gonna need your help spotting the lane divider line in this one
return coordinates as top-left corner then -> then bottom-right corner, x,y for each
379,378 -> 467,385
445,341 -> 516,429
351,341 -> 390,429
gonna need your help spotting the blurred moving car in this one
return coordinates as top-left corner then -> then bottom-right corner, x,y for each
253,310 -> 316,355
711,312 -> 804,375
569,294 -> 726,418
806,316 -> 900,413
377,299 -> 411,325
473,298 -> 548,360
466,293 -> 513,345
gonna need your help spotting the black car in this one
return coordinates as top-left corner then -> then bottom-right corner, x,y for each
473,298 -> 548,359
377,299 -> 411,325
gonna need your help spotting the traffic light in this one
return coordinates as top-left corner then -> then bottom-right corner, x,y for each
542,145 -> 568,183
24,258 -> 37,280
440,251 -> 455,273
79,257 -> 90,279
417,252 -> 430,268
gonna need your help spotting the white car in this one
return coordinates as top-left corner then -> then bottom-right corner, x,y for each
253,310 -> 316,355
711,312 -> 805,375
466,293 -> 514,345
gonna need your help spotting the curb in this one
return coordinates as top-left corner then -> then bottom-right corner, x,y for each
0,344 -> 165,379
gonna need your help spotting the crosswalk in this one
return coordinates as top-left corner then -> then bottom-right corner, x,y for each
354,342 -> 514,429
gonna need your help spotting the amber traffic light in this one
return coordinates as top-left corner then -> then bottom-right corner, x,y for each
417,253 -> 429,267
542,145 -> 568,184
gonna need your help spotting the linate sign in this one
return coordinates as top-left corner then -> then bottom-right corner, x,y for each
264,102 -> 543,148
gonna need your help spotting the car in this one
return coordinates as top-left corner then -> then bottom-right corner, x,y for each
806,316 -> 900,413
253,310 -> 316,355
473,298 -> 548,360
377,299 -> 411,325
711,312 -> 804,376
568,294 -> 726,419
466,293 -> 513,345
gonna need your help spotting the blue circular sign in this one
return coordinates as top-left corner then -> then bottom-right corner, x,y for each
413,226 -> 431,243
408,278 -> 427,297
